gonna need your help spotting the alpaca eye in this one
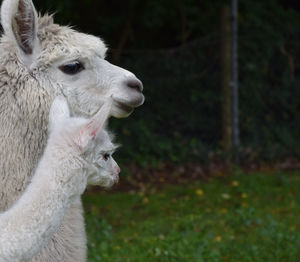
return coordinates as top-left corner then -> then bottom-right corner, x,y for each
103,153 -> 110,161
59,61 -> 84,75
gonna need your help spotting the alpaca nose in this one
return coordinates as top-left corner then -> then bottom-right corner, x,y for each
125,77 -> 143,92
115,166 -> 121,175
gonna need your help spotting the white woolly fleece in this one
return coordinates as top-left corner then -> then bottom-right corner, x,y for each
0,0 -> 143,261
0,97 -> 120,262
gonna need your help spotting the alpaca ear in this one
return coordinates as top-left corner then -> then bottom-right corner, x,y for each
77,98 -> 112,148
49,96 -> 70,132
1,0 -> 40,67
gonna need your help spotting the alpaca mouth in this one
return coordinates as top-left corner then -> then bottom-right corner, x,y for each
113,93 -> 144,108
114,100 -> 134,114
111,94 -> 144,117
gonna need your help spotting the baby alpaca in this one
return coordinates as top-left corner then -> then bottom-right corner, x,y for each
0,97 -> 120,262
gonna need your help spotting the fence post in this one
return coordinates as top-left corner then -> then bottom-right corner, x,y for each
221,5 -> 233,166
231,0 -> 240,165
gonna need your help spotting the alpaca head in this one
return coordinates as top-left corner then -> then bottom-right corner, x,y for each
85,130 -> 120,188
0,0 -> 144,118
49,96 -> 120,188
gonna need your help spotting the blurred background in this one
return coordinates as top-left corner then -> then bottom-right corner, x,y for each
33,0 -> 299,174
32,0 -> 300,261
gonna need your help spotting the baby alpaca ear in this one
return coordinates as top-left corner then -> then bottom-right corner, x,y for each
1,0 -> 40,67
49,96 -> 70,132
78,98 -> 112,148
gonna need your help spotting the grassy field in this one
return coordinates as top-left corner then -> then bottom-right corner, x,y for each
83,171 -> 300,262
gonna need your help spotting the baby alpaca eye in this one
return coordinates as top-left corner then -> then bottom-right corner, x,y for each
59,61 -> 85,75
103,153 -> 110,161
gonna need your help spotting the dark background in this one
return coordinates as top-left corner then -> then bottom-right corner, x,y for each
33,0 -> 300,172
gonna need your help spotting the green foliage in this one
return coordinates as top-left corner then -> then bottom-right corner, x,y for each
32,0 -> 300,165
33,0 -> 204,49
112,0 -> 300,165
83,171 -> 300,261
238,0 -> 300,160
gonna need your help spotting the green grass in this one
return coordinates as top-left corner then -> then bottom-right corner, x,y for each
83,171 -> 300,262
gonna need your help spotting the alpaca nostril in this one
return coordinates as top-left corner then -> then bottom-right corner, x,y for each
126,77 -> 143,92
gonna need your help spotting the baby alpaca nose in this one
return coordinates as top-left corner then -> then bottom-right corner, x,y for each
115,166 -> 121,175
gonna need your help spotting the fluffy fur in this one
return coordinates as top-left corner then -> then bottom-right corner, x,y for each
0,0 -> 144,261
0,97 -> 120,262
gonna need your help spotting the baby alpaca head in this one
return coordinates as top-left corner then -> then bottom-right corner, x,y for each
49,96 -> 120,188
85,130 -> 120,188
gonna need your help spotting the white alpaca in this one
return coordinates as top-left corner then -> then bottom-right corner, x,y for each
0,0 -> 144,261
0,96 -> 120,262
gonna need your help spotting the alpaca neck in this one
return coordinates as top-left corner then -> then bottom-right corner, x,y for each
0,144 -> 86,262
0,73 -> 55,211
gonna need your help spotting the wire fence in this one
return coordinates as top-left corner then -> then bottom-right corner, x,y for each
109,31 -> 300,166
